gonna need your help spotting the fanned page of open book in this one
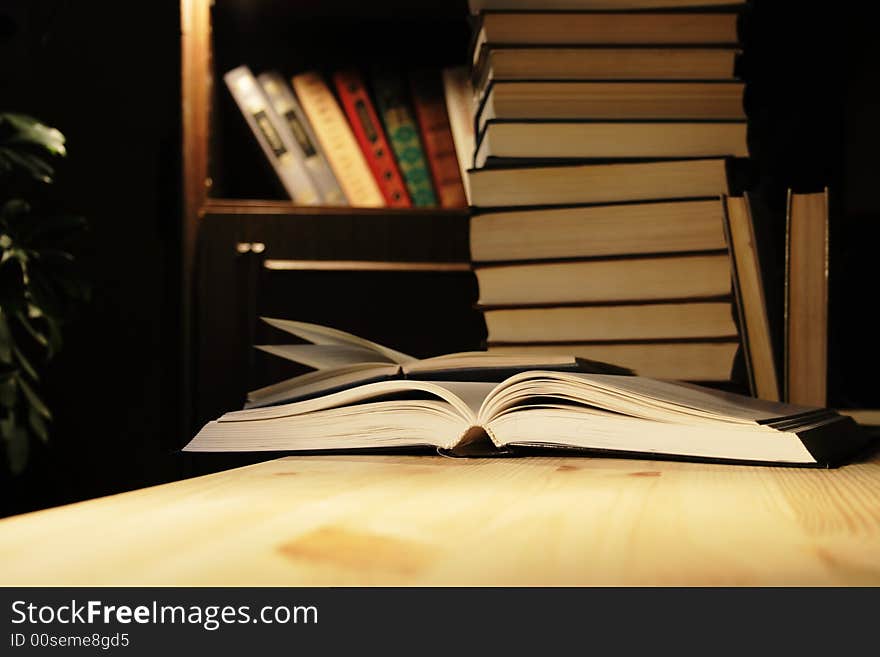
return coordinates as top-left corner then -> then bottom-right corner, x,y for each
249,318 -> 605,408
261,317 -> 416,364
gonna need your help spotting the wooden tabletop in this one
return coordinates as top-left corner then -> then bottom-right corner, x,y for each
1,451 -> 879,586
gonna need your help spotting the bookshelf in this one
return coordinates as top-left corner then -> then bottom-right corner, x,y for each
180,0 -> 479,429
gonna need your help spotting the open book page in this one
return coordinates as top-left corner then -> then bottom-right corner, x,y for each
185,379 -> 498,453
487,408 -> 817,463
261,317 -> 416,364
405,351 -> 581,374
233,379 -> 492,424
246,363 -> 401,408
478,371 -> 822,428
256,344 -> 396,369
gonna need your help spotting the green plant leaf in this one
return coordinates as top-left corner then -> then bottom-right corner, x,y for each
17,375 -> 51,420
0,258 -> 27,315
26,265 -> 64,319
0,147 -> 55,183
44,316 -> 63,357
1,411 -> 30,475
0,376 -> 16,408
12,344 -> 39,382
14,313 -> 49,350
28,404 -> 50,443
0,114 -> 66,157
0,310 -> 12,364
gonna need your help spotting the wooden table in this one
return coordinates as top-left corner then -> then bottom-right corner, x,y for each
2,451 -> 879,586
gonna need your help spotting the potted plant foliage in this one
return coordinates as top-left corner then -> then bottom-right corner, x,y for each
0,113 -> 88,474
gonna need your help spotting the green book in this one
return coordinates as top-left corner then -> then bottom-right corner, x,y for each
371,72 -> 437,207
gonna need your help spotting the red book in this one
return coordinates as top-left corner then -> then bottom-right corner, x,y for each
409,70 -> 468,209
332,70 -> 411,208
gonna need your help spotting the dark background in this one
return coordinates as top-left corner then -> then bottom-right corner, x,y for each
0,0 -> 878,517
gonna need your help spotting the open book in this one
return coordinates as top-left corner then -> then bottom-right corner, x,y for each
186,367 -> 867,467
245,318 -> 630,408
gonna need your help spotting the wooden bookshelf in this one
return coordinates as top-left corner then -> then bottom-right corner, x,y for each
180,0 -> 476,432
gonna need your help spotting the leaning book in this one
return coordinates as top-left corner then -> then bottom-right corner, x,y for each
184,320 -> 868,467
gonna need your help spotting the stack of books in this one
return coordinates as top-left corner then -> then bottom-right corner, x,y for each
451,0 -> 752,384
224,65 -> 468,209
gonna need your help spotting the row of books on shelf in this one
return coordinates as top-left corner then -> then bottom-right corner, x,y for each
225,66 -> 468,209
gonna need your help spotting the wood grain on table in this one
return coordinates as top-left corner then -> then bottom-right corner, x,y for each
1,451 -> 879,586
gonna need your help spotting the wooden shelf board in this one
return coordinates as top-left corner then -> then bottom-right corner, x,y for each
263,259 -> 471,272
200,199 -> 470,218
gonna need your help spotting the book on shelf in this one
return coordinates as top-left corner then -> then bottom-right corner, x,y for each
223,66 -> 322,205
442,66 -> 476,201
332,70 -> 412,208
291,71 -> 386,207
475,253 -> 731,306
785,189 -> 829,406
186,350 -> 865,467
470,198 -> 727,262
467,0 -> 747,12
474,120 -> 748,167
256,71 -> 348,206
723,194 -> 781,402
371,72 -> 438,207
476,81 -> 746,135
473,47 -> 741,98
410,70 -> 468,209
467,158 -> 730,208
484,301 -> 737,343
471,11 -> 741,64
246,318 -> 630,408
486,341 -> 741,383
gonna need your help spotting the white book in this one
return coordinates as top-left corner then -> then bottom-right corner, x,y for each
257,71 -> 348,206
441,67 -> 476,203
223,66 -> 321,205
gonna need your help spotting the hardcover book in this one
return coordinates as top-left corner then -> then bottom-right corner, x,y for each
224,66 -> 321,205
371,71 -> 438,207
487,341 -> 741,383
332,70 -> 411,208
291,71 -> 385,207
473,47 -> 741,98
484,301 -> 737,343
186,320 -> 865,467
475,120 -> 749,167
474,253 -> 731,306
467,158 -> 730,208
476,81 -> 746,135
724,195 -> 781,402
785,190 -> 829,406
471,11 -> 741,65
470,198 -> 728,262
468,0 -> 746,11
409,70 -> 468,208
257,71 -> 348,205
442,67 -> 476,201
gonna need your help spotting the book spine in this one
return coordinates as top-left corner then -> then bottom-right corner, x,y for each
371,71 -> 438,207
441,67 -> 475,204
409,71 -> 468,209
291,71 -> 385,207
257,72 -> 348,206
332,70 -> 412,208
223,66 -> 321,205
